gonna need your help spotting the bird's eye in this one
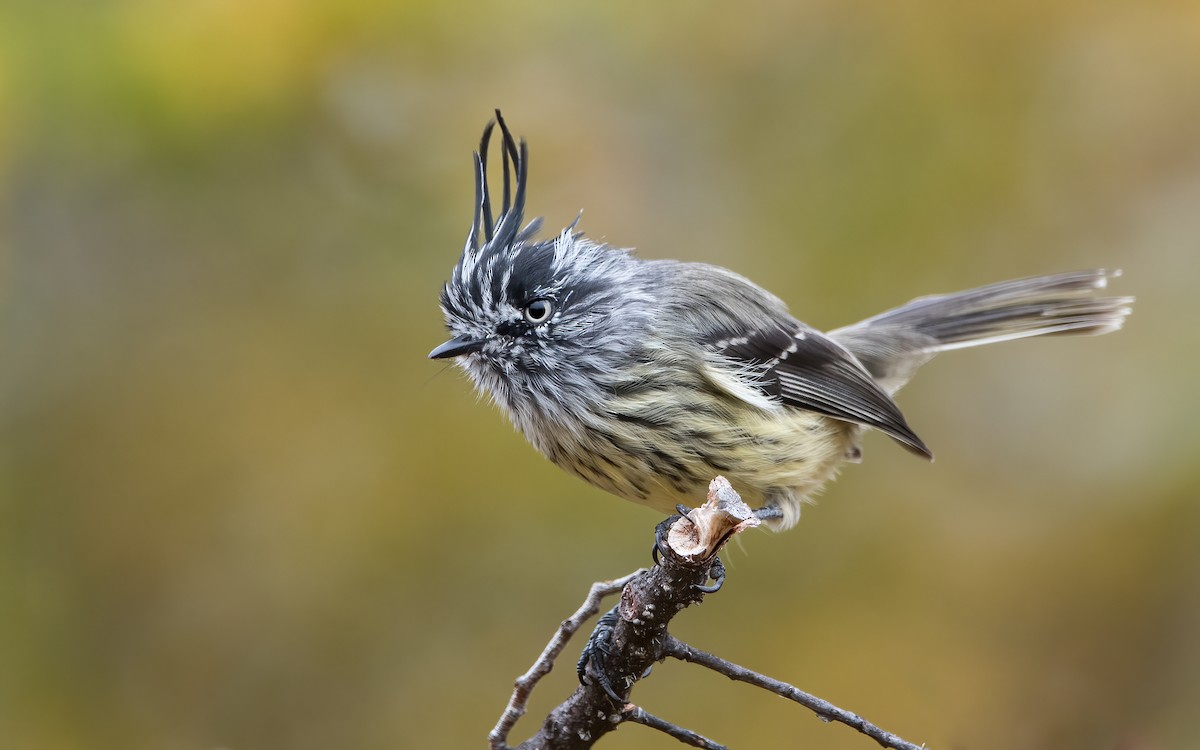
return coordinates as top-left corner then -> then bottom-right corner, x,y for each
523,298 -> 554,325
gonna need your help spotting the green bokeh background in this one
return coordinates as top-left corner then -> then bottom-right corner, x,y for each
2,2 -> 1198,749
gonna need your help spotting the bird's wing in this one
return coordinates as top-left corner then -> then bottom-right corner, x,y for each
702,323 -> 932,458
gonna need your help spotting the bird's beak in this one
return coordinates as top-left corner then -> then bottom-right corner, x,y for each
428,334 -> 486,359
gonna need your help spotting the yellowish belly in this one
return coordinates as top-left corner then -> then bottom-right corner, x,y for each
544,406 -> 858,531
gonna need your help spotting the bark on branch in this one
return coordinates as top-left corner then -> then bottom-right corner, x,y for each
489,476 -> 929,750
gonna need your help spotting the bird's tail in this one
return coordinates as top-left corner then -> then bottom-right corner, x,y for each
829,270 -> 1134,394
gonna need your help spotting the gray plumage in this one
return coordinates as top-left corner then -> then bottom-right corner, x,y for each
431,112 -> 1134,530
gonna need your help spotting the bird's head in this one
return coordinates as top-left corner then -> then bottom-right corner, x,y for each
430,112 -> 652,412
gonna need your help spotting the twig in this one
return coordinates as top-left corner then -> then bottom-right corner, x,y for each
488,569 -> 647,750
663,635 -> 927,750
623,706 -> 728,750
509,477 -> 758,749
492,477 -> 931,750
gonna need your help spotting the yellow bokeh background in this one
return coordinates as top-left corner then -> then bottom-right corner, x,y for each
2,2 -> 1198,749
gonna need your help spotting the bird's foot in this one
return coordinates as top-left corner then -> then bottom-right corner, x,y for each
577,606 -> 632,704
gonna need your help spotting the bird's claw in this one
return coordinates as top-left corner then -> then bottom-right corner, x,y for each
577,607 -> 626,704
693,557 -> 726,593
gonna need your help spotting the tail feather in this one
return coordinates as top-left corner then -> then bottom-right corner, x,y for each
829,269 -> 1133,394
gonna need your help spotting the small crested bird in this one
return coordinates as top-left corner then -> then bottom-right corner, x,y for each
430,111 -> 1134,531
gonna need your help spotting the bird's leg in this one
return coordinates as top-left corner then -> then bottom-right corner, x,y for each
753,504 -> 784,522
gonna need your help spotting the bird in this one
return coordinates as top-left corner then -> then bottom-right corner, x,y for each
430,111 -> 1134,531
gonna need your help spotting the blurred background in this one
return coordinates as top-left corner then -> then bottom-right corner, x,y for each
1,1 -> 1197,748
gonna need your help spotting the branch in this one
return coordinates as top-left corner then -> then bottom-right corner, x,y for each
488,569 -> 647,750
623,706 -> 727,750
491,476 -> 931,750
497,477 -> 755,750
662,636 -> 928,750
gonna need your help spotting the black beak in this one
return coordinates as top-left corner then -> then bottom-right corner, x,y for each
428,334 -> 486,359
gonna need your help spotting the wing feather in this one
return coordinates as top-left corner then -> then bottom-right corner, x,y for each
705,323 -> 932,458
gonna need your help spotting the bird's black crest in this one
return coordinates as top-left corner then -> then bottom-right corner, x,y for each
443,111 -> 551,318
466,109 -> 540,256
